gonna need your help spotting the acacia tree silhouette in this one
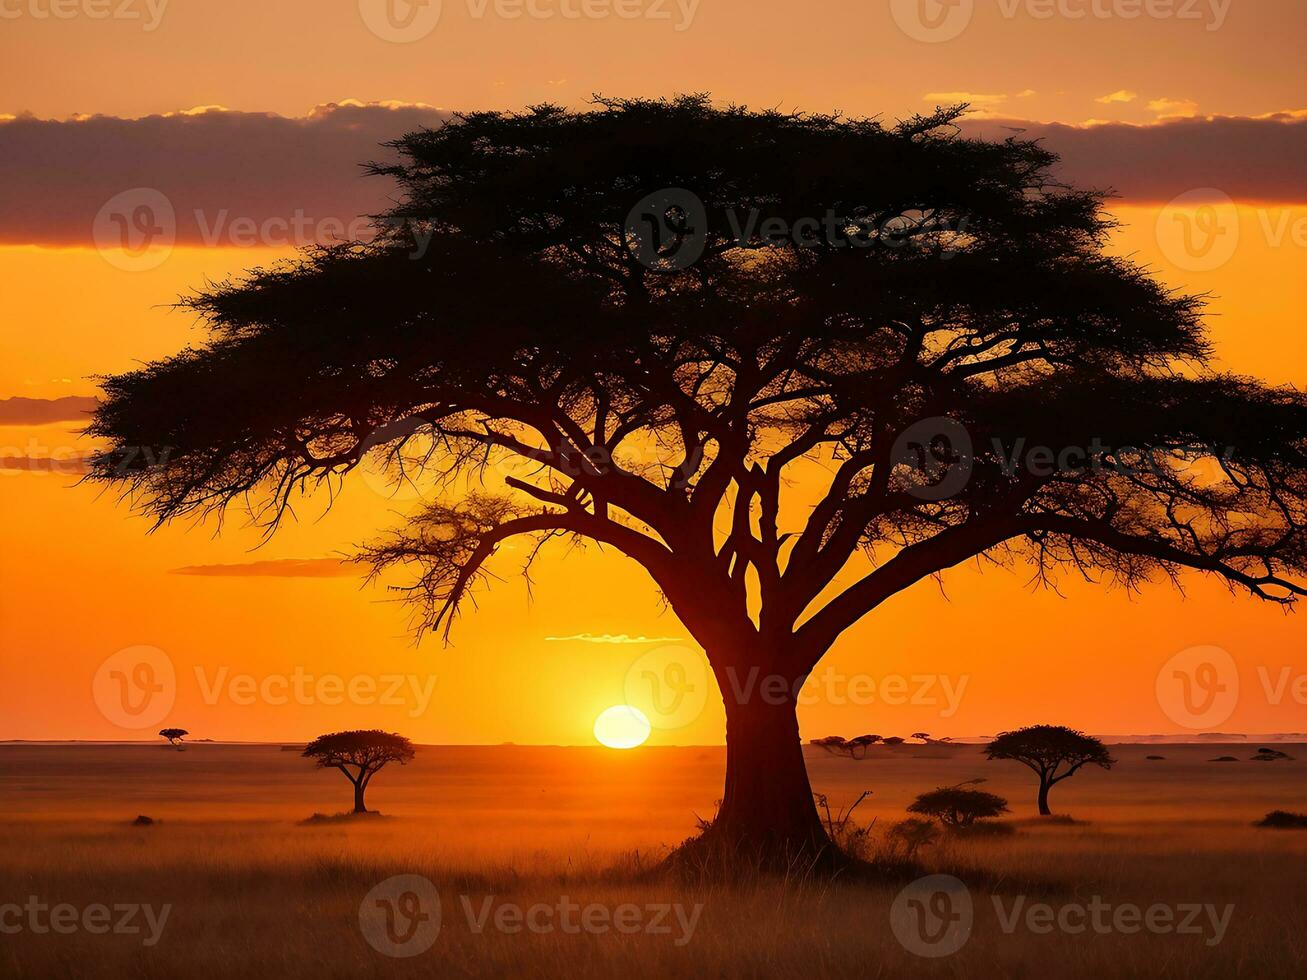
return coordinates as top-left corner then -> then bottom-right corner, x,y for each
87,96 -> 1307,868
302,730 -> 415,814
986,725 -> 1115,815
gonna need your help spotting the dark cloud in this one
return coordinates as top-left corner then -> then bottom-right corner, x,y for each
169,558 -> 356,578
0,396 -> 99,424
0,102 -> 450,247
1,106 -> 1302,251
956,113 -> 1307,204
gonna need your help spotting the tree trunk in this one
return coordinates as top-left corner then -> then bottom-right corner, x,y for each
708,690 -> 831,865
1037,779 -> 1051,816
353,779 -> 368,814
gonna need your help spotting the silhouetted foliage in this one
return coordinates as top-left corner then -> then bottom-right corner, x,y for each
1252,747 -> 1293,761
908,786 -> 1010,828
813,791 -> 872,857
886,817 -> 941,857
986,725 -> 1114,815
1257,810 -> 1307,828
86,95 -> 1307,865
302,730 -> 415,814
158,728 -> 188,748
810,734 -> 882,759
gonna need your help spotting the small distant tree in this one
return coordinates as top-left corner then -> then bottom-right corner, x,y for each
158,728 -> 188,749
887,817 -> 941,858
908,786 -> 1010,829
810,734 -> 881,759
985,725 -> 1114,815
882,736 -> 905,747
302,730 -> 415,814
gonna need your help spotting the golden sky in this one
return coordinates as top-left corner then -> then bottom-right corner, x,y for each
1,1 -> 1304,743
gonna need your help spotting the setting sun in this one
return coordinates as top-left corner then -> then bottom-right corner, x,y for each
593,705 -> 652,750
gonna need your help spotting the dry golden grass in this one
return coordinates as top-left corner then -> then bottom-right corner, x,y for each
2,743 -> 1305,978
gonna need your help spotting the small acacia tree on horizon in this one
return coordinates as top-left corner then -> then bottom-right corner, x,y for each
986,725 -> 1115,815
908,785 -> 1010,829
302,730 -> 415,814
158,727 -> 188,749
86,96 -> 1307,868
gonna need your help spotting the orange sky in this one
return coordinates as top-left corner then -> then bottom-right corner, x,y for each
1,2 -> 1304,743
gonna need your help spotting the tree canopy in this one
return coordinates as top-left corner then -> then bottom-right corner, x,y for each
908,786 -> 1010,828
986,725 -> 1115,773
87,96 -> 1307,661
302,730 -> 415,771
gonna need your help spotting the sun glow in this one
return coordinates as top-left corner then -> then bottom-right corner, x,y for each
593,705 -> 651,749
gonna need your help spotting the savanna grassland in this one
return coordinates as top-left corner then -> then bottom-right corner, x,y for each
2,742 -> 1305,978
